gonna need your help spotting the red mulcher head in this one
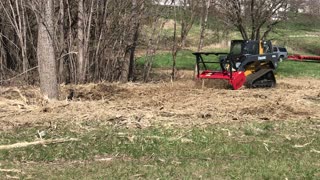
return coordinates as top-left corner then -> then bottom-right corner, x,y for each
198,70 -> 246,90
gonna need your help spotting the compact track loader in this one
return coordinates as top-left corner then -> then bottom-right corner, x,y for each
193,40 -> 279,90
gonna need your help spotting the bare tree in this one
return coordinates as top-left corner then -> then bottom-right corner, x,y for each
143,0 -> 169,82
307,0 -> 320,15
198,0 -> 212,51
120,0 -> 145,82
180,0 -> 198,48
36,0 -> 59,99
217,0 -> 289,40
288,0 -> 305,15
171,0 -> 199,79
171,0 -> 178,79
0,0 -> 28,78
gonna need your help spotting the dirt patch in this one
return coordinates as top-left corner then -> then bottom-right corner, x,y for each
1,73 -> 320,130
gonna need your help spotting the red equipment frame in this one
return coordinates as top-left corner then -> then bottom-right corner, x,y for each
193,52 -> 246,90
288,54 -> 320,63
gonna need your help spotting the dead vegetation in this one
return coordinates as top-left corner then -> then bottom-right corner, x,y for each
0,71 -> 320,131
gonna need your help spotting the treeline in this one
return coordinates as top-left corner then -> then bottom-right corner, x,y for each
0,0 -> 318,99
0,0 -> 151,86
0,0 -> 203,91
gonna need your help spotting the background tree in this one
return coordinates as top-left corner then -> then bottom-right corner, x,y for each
0,0 -> 34,83
217,0 -> 289,40
0,0 -> 28,79
307,0 -> 320,15
143,0 -> 169,82
120,0 -> 145,83
171,0 -> 199,79
198,0 -> 212,51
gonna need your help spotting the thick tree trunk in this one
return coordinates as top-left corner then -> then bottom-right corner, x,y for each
37,0 -> 58,100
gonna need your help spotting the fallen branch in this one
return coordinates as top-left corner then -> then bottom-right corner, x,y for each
310,149 -> 320,154
0,138 -> 80,150
293,139 -> 314,148
0,169 -> 23,173
0,66 -> 38,83
263,143 -> 270,152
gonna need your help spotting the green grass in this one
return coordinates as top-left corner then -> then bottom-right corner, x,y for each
138,50 -> 320,79
0,120 -> 319,179
138,50 -> 196,69
277,60 -> 320,78
138,50 -> 223,70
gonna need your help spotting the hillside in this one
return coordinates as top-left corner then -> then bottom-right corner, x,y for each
149,13 -> 320,54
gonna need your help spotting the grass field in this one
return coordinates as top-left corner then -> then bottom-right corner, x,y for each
1,120 -> 319,179
138,50 -> 320,79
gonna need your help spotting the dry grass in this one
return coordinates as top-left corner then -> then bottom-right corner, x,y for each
0,71 -> 320,132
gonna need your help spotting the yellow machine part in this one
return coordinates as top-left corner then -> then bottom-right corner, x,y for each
244,62 -> 258,76
259,40 -> 264,55
244,61 -> 271,77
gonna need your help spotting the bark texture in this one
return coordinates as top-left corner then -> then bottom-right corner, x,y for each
37,0 -> 58,99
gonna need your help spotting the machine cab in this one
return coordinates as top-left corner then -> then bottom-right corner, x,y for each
230,40 -> 273,56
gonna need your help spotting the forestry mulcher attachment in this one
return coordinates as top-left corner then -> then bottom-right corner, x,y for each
193,40 -> 279,90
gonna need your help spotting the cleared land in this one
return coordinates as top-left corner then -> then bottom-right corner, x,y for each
0,70 -> 319,179
1,72 -> 320,129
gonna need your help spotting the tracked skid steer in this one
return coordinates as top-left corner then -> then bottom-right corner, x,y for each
193,40 -> 278,90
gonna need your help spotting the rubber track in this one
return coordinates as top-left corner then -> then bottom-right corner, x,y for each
245,69 -> 275,88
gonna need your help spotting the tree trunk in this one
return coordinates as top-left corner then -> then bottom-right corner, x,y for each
66,0 -> 74,84
120,0 -> 141,83
0,25 -> 6,83
196,0 -> 211,79
171,2 -> 178,80
143,19 -> 165,82
77,0 -> 85,83
238,25 -> 249,40
128,27 -> 139,81
180,0 -> 187,48
20,0 -> 28,79
37,0 -> 58,100
128,0 -> 141,81
58,0 -> 65,83
198,0 -> 211,51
